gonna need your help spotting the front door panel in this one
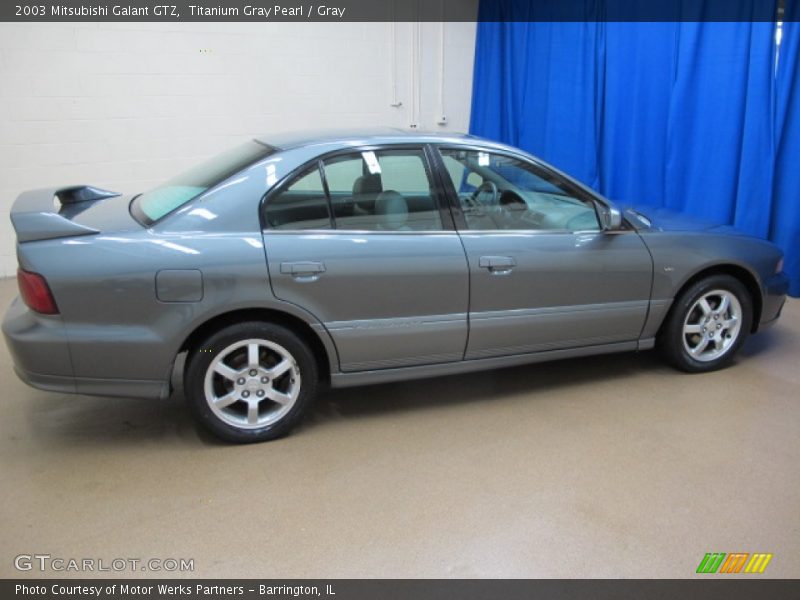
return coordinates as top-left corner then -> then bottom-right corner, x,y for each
461,231 -> 652,358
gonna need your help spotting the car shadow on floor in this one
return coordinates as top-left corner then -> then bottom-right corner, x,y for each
316,348 -> 666,421
16,326 -> 787,448
317,322 -> 790,423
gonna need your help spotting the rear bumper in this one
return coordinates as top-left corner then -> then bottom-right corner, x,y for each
759,272 -> 789,330
10,364 -> 169,400
3,296 -> 169,400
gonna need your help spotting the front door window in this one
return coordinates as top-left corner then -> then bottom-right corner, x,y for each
439,149 -> 600,232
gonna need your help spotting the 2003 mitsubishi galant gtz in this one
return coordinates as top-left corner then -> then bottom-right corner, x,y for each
2,129 -> 789,442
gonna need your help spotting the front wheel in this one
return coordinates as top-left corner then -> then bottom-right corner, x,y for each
659,275 -> 753,373
185,321 -> 318,443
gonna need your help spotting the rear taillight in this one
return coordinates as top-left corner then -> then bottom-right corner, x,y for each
17,269 -> 59,315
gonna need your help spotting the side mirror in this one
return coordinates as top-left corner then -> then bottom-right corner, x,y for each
601,205 -> 623,231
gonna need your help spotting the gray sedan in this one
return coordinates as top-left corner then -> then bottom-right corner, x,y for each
2,129 -> 789,442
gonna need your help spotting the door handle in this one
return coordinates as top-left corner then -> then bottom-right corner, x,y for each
280,261 -> 326,277
479,256 -> 516,274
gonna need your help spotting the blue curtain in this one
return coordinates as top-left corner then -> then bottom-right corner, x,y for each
772,2 -> 800,296
471,0 -> 800,296
471,19 -> 605,189
600,22 -> 678,205
664,21 -> 776,233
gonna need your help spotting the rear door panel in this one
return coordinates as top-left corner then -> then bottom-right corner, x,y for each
264,232 -> 469,371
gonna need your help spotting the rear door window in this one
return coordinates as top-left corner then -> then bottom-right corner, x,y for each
263,166 -> 332,230
321,149 -> 442,231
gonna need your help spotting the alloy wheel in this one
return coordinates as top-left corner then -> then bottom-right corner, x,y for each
203,338 -> 301,429
682,289 -> 742,363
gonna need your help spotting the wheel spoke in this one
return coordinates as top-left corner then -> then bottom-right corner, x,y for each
247,343 -> 260,368
213,363 -> 239,381
214,391 -> 238,409
698,298 -> 713,316
718,294 -> 730,315
690,337 -> 710,356
269,359 -> 293,378
247,401 -> 260,425
684,324 -> 704,334
266,388 -> 292,405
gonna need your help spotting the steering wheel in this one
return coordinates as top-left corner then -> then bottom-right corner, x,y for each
469,181 -> 499,208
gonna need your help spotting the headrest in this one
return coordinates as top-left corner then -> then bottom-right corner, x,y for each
374,190 -> 408,230
352,174 -> 383,196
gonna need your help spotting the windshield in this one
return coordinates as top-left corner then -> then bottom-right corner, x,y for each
131,140 -> 275,225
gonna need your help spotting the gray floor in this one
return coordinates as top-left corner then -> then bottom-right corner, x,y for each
0,276 -> 797,578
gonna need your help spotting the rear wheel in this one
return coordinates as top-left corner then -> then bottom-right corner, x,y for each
659,274 -> 753,373
185,321 -> 318,443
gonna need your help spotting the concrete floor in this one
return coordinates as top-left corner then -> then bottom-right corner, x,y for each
0,276 -> 797,579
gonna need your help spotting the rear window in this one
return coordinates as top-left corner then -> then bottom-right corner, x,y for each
131,140 -> 274,225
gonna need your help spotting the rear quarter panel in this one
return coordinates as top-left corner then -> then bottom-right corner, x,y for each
14,148 -> 340,388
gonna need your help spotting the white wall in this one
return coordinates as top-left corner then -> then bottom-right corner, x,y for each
0,19 -> 477,277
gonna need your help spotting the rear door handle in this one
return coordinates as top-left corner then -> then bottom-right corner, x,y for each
479,255 -> 516,274
280,261 -> 326,277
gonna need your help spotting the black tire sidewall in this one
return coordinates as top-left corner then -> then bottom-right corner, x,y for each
185,321 -> 318,443
661,274 -> 753,373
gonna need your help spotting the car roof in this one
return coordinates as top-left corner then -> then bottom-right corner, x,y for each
256,128 -> 504,151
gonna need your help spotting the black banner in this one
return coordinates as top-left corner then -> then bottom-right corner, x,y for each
0,0 -> 791,23
4,579 -> 800,600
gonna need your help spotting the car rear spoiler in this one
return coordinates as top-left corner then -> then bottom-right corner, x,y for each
10,186 -> 120,243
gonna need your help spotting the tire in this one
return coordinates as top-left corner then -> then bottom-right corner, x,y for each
659,274 -> 753,373
185,321 -> 318,443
